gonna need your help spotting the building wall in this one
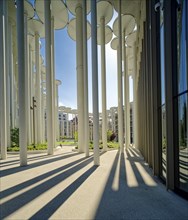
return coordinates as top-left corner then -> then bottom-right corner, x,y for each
136,0 -> 188,197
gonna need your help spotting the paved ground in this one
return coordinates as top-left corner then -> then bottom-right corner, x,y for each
0,146 -> 188,220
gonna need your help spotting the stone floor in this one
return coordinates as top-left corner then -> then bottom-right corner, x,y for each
0,146 -> 188,219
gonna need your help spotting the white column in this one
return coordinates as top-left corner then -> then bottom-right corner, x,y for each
12,44 -> 16,130
43,94 -> 46,142
66,115 -> 69,138
45,0 -> 55,155
91,0 -> 100,165
126,56 -> 130,148
6,17 -> 11,148
83,0 -> 89,157
39,61 -> 43,143
17,0 -> 27,166
29,46 -> 34,143
76,4 -> 84,153
25,12 -> 31,145
118,0 -> 124,152
35,32 -> 42,144
0,0 -> 7,159
123,31 -> 127,149
43,95 -> 47,142
55,83 -> 60,141
8,20 -> 15,129
41,82 -> 45,143
51,16 -> 56,144
100,16 -> 107,152
13,43 -> 18,129
133,42 -> 137,147
62,117 -> 65,138
14,51 -> 19,128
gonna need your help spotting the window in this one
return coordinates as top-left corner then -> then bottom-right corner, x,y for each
176,0 -> 188,192
159,0 -> 167,180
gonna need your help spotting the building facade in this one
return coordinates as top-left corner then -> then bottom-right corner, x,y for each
135,0 -> 188,197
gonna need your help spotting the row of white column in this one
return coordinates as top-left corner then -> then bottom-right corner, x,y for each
0,0 -> 8,160
1,0 -> 137,167
0,0 -> 63,164
67,0 -> 135,164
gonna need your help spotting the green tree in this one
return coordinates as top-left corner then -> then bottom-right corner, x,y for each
107,130 -> 113,142
11,128 -> 19,147
74,131 -> 78,142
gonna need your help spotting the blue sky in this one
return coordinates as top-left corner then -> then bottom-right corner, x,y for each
31,0 -> 133,112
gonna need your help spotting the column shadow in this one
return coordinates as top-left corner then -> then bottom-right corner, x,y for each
94,148 -> 160,220
0,152 -> 80,178
0,156 -> 87,200
0,155 -> 94,219
29,165 -> 98,219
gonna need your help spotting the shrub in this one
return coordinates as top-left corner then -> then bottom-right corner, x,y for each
11,128 -> 19,147
7,146 -> 19,151
110,132 -> 116,141
74,131 -> 78,142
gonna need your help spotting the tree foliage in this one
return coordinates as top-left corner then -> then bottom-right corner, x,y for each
11,128 -> 19,147
107,130 -> 116,142
74,131 -> 78,142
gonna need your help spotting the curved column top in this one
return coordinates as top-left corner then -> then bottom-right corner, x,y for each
113,14 -> 136,37
110,37 -> 119,50
67,18 -> 91,41
56,79 -> 62,86
28,19 -> 45,38
126,31 -> 137,47
97,25 -> 113,45
66,0 -> 90,16
8,0 -> 34,22
111,0 -> 140,23
24,0 -> 35,18
97,0 -> 113,25
8,0 -> 16,21
110,37 -> 127,61
111,37 -> 133,76
35,0 -> 69,30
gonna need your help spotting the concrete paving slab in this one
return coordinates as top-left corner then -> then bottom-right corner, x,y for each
0,146 -> 188,219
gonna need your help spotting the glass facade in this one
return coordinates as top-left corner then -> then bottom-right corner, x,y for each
177,0 -> 188,93
178,94 -> 188,192
161,105 -> 166,179
160,0 -> 166,180
176,0 -> 188,193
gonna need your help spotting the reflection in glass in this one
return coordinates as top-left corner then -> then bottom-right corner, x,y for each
178,94 -> 188,192
161,105 -> 166,179
177,0 -> 187,93
160,0 -> 166,180
177,0 -> 188,193
160,14 -> 165,105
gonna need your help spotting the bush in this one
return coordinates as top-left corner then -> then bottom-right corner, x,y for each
107,142 -> 119,149
74,131 -> 78,142
7,143 -> 48,152
107,130 -> 113,142
7,146 -> 19,151
11,128 -> 19,147
110,132 -> 116,141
